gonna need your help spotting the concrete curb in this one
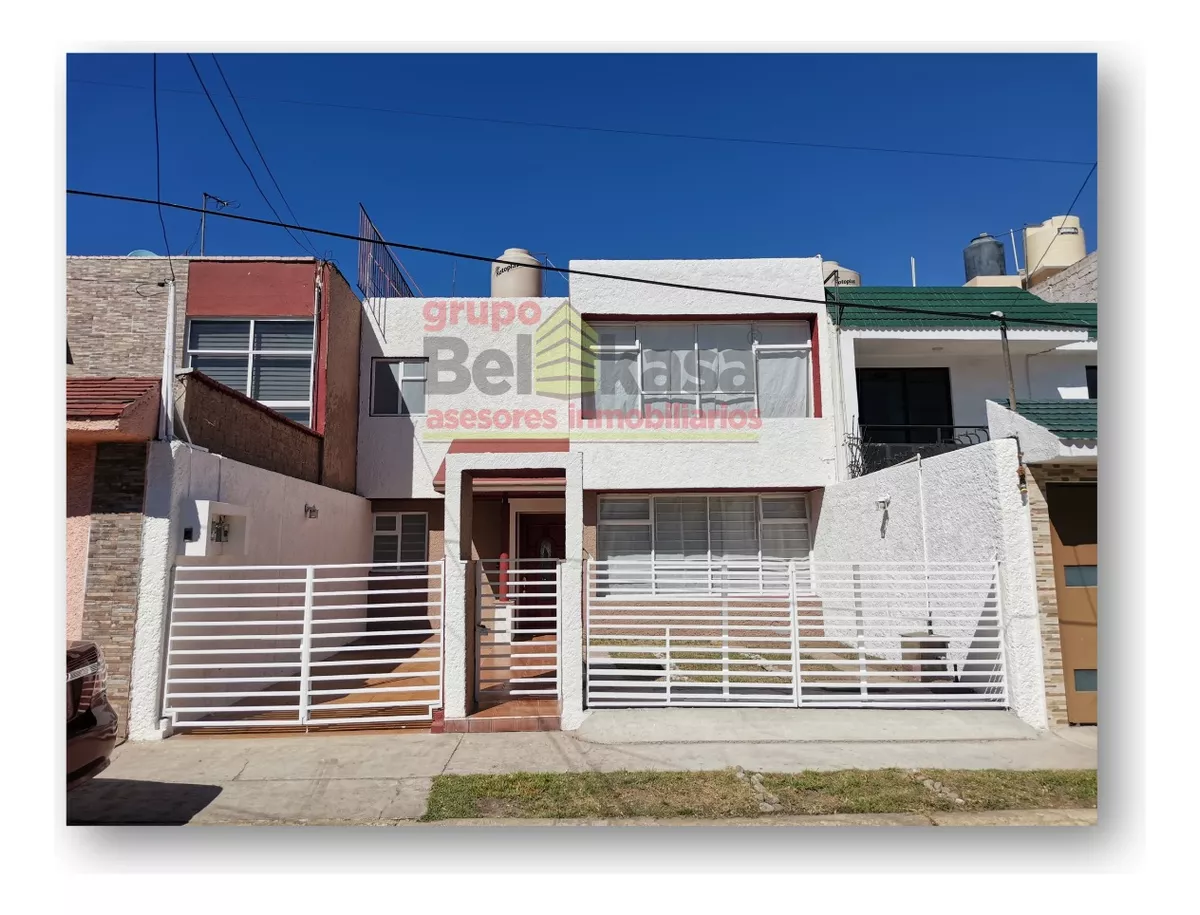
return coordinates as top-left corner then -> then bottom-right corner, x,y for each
176,808 -> 1096,828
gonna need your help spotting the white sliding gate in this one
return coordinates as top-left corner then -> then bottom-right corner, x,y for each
163,560 -> 444,729
585,559 -> 1008,710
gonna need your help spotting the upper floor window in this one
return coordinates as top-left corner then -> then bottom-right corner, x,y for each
587,321 -> 812,418
185,318 -> 314,426
1086,365 -> 1097,399
372,358 -> 427,416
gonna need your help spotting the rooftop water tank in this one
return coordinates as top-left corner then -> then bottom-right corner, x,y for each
491,248 -> 543,298
822,259 -> 861,287
1023,216 -> 1086,284
963,233 -> 1007,283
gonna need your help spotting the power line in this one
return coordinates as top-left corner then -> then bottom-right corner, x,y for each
1024,162 -> 1098,282
183,54 -> 314,256
151,55 -> 175,282
68,188 -> 1097,333
69,77 -> 1094,168
208,54 -> 319,256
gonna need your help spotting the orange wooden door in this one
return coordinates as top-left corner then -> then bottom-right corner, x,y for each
1047,483 -> 1098,724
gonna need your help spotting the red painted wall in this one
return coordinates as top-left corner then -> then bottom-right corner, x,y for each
186,260 -> 318,317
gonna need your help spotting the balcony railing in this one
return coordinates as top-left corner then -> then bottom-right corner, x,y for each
846,425 -> 990,478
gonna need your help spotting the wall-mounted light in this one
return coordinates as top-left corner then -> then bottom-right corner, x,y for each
875,495 -> 890,511
304,504 -> 319,519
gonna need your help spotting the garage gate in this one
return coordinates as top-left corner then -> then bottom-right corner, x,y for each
585,559 -> 1008,709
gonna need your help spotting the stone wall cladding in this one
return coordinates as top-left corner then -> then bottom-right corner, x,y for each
176,373 -> 321,483
1028,251 -> 1098,304
319,267 -> 362,492
67,257 -> 189,377
82,443 -> 148,736
1027,461 -> 1098,728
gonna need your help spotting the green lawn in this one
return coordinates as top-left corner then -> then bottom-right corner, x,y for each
421,768 -> 1097,820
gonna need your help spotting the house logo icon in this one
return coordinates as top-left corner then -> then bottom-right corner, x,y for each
533,300 -> 597,400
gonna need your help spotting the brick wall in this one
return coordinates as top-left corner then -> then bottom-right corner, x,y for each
1028,251 -> 1098,304
318,265 -> 362,492
81,443 -> 148,736
67,257 -> 188,377
175,372 -> 321,483
1027,461 -> 1098,728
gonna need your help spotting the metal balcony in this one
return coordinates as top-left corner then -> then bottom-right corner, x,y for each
846,425 -> 990,478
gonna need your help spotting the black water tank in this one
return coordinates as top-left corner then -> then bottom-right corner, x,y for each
963,233 -> 1007,282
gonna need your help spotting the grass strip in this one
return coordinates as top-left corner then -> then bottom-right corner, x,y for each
422,768 -> 1096,820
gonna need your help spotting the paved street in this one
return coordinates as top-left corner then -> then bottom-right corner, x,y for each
67,710 -> 1097,825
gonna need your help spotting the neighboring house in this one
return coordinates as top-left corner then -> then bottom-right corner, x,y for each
66,255 -> 362,491
64,254 -> 367,736
987,399 -> 1098,727
826,286 -> 1097,478
1027,250 -> 1098,306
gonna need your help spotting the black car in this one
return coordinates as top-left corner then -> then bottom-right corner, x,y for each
67,641 -> 117,790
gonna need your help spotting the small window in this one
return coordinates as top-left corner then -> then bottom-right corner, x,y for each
1064,565 -> 1097,587
373,359 -> 427,416
1073,669 -> 1097,692
1086,365 -> 1097,399
373,513 -> 428,564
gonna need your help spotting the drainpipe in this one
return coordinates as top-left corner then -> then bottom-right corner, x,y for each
158,278 -> 176,442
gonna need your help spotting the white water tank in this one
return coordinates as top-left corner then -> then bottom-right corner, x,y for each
822,259 -> 861,287
491,248 -> 543,298
1023,216 -> 1086,284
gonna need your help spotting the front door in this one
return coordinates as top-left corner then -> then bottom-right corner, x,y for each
1047,483 -> 1098,725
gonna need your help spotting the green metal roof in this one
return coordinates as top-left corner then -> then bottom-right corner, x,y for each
827,287 -> 1097,338
1015,400 -> 1097,440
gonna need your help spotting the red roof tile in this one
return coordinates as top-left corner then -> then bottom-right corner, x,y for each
66,377 -> 160,421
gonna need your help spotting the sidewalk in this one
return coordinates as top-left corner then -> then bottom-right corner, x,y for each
66,712 -> 1097,826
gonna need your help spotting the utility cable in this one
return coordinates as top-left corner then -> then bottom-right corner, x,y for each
208,54 -> 319,257
70,77 -> 1094,168
67,188 -> 1099,333
184,54 -> 313,255
1023,162 -> 1097,284
151,55 -> 175,283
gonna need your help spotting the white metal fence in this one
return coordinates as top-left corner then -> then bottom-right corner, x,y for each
476,559 -> 560,703
585,559 -> 1007,709
163,560 -> 444,729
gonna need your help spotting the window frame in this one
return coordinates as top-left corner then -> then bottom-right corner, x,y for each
588,320 -> 813,419
371,512 -> 430,566
1085,365 -> 1097,399
595,492 -> 812,596
370,357 -> 429,417
185,317 -> 316,426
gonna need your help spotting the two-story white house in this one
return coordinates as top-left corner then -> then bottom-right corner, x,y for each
357,257 -> 838,730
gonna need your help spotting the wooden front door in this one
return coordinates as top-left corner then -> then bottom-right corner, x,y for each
1047,483 -> 1098,725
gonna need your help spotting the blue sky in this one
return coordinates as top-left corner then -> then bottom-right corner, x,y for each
67,53 -> 1097,296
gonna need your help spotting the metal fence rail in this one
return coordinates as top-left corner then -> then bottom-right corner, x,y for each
585,559 -> 1007,710
476,560 -> 560,703
164,560 -> 444,729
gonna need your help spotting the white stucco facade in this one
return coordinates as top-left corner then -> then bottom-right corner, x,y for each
127,441 -> 373,740
356,257 -> 838,499
811,439 -> 1048,728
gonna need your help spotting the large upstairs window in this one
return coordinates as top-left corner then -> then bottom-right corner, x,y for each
186,318 -> 315,426
587,321 -> 812,418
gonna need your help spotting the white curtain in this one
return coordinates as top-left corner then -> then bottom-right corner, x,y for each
757,350 -> 809,418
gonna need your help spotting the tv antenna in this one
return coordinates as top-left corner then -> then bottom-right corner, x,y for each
200,193 -> 237,256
